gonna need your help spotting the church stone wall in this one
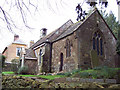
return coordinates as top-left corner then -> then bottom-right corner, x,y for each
52,10 -> 117,72
76,11 -> 117,69
52,33 -> 78,72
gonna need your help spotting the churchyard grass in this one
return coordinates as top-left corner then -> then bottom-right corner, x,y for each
2,71 -> 14,75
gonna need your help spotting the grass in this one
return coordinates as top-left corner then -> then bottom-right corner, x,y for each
37,75 -> 65,80
2,71 -> 14,75
2,67 -> 120,80
69,67 -> 120,79
17,74 -> 65,80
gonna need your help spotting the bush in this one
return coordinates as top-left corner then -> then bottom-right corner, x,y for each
78,72 -> 90,78
18,66 -> 29,75
64,72 -> 72,77
56,73 -> 65,75
0,55 -> 6,67
71,68 -> 82,74
11,59 -> 19,64
11,59 -> 19,73
93,66 -> 103,70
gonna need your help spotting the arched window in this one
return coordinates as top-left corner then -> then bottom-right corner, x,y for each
92,32 -> 103,55
66,39 -> 71,57
100,38 -> 103,55
93,37 -> 96,50
97,37 -> 99,55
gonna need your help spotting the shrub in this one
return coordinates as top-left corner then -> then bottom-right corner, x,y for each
11,59 -> 19,73
0,55 -> 6,67
71,68 -> 82,74
102,67 -> 117,79
56,73 -> 65,75
11,59 -> 19,64
64,72 -> 72,77
78,72 -> 90,78
18,66 -> 29,75
93,66 -> 103,70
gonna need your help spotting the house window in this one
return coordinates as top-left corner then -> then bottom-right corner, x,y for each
16,47 -> 21,57
92,32 -> 103,55
39,49 -> 42,64
66,39 -> 71,57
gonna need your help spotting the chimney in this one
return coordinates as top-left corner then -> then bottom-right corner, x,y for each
30,40 -> 34,47
14,34 -> 19,41
40,28 -> 47,39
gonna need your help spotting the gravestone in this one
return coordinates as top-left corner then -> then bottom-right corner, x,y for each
90,50 -> 99,68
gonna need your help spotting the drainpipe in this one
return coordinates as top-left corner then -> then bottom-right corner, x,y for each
21,47 -> 26,67
21,54 -> 25,67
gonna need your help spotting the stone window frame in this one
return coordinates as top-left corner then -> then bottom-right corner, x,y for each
66,39 -> 71,58
92,31 -> 104,56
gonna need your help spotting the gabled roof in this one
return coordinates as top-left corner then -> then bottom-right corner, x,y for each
53,8 -> 117,42
30,19 -> 73,49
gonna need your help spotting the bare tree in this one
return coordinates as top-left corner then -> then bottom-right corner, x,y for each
0,0 -> 41,33
0,0 -> 119,33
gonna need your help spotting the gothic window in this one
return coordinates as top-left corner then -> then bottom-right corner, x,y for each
97,37 -> 99,55
100,38 -> 103,55
92,32 -> 103,55
66,39 -> 71,57
93,37 -> 96,50
39,49 -> 42,64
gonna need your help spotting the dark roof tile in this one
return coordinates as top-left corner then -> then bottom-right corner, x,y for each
30,19 -> 73,49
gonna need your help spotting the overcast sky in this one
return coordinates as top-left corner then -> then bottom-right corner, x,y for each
0,0 -> 118,53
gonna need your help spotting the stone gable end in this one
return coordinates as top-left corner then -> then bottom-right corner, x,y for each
52,10 -> 117,72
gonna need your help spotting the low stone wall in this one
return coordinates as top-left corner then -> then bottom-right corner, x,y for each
54,77 -> 116,84
2,75 -> 120,88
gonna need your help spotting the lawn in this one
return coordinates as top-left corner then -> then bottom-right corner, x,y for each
2,71 -> 65,80
2,71 -> 14,75
18,75 -> 65,80
2,67 -> 120,80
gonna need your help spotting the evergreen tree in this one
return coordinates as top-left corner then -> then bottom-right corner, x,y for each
104,11 -> 119,38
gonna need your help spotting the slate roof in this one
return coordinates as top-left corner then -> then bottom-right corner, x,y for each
55,21 -> 82,41
25,49 -> 37,59
30,19 -> 73,49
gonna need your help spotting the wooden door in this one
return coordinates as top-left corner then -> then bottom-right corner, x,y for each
60,53 -> 63,71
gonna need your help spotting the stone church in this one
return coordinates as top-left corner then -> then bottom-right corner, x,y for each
23,8 -> 117,74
